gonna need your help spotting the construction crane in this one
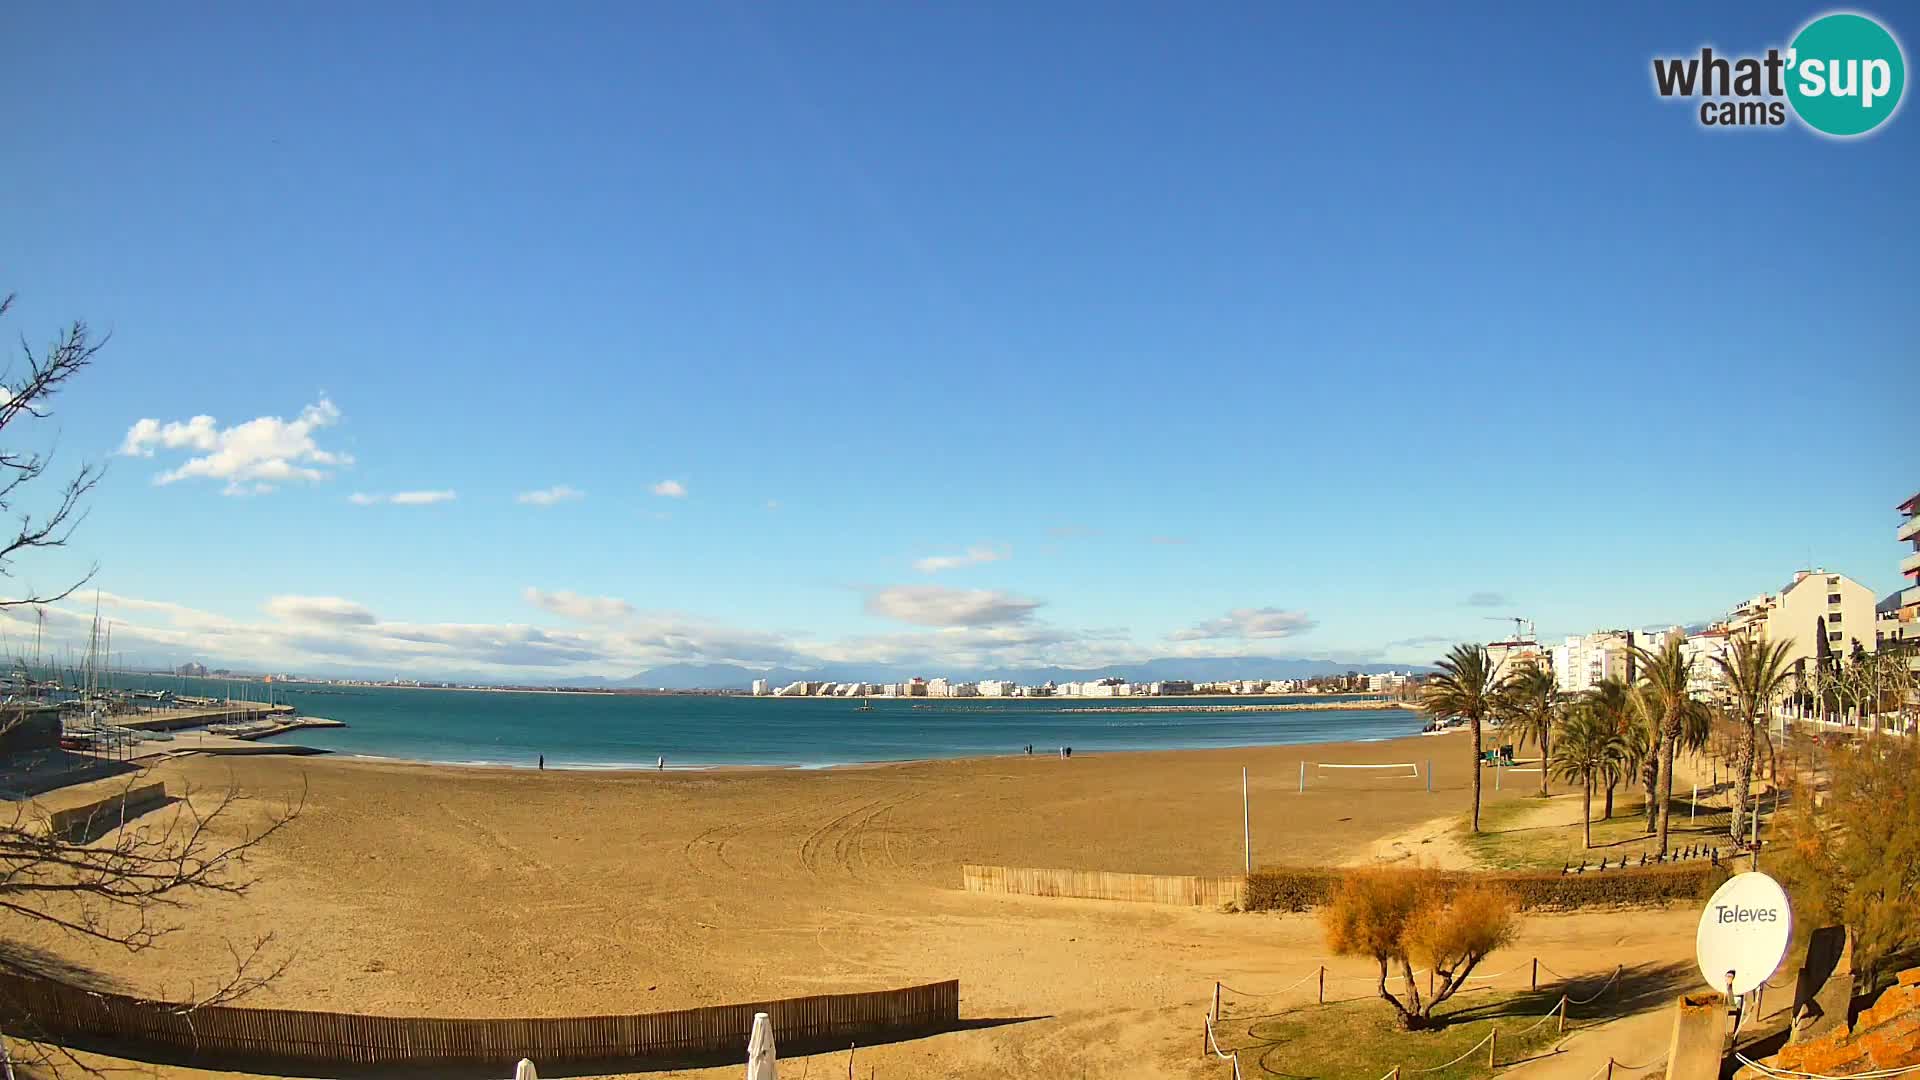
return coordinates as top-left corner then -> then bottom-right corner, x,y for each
1482,616 -> 1536,643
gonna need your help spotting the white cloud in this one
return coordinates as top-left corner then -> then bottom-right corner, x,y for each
913,545 -> 1010,574
5,585 -> 1337,682
523,587 -> 636,623
650,480 -> 687,498
120,398 -> 350,495
263,595 -> 379,626
517,484 -> 584,506
864,585 -> 1041,628
1169,607 -> 1317,642
349,490 -> 456,506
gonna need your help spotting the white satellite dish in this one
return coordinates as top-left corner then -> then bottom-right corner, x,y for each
1696,871 -> 1792,997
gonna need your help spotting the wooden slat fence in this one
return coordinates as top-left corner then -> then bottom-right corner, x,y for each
0,970 -> 958,1070
963,863 -> 1245,907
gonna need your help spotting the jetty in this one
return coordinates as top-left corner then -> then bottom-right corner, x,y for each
114,700 -> 297,732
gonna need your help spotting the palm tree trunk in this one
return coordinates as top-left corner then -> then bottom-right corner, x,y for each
1656,716 -> 1677,855
1644,737 -> 1662,835
1583,779 -> 1593,849
1603,780 -> 1615,819
1539,728 -> 1550,798
1470,716 -> 1483,833
1731,714 -> 1756,847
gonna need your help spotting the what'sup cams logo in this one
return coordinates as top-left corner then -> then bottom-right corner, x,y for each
1653,11 -> 1906,136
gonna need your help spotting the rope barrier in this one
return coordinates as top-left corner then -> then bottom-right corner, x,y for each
1206,959 -> 1628,1078
1216,968 -> 1325,999
1201,1012 -> 1244,1080
1566,966 -> 1625,1006
1409,1031 -> 1494,1073
1462,961 -> 1530,982
1512,996 -> 1568,1035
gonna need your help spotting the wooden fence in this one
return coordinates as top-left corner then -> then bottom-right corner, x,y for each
963,863 -> 1246,907
45,783 -> 169,842
0,969 -> 959,1072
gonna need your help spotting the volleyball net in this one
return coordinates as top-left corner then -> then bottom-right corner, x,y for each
1300,761 -> 1425,790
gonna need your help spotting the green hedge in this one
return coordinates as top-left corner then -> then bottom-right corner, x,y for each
1243,861 -> 1727,913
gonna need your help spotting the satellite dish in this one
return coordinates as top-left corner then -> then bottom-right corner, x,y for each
1696,871 -> 1792,997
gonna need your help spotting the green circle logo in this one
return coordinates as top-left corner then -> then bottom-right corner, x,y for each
1787,12 -> 1906,136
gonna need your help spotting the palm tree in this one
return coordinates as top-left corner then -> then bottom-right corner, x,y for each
1620,691 -> 1660,831
1631,636 -> 1695,855
1423,643 -> 1505,833
1713,635 -> 1796,848
1497,665 -> 1558,798
1550,705 -> 1625,850
1583,678 -> 1634,818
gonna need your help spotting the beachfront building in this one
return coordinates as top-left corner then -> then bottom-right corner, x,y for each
1683,629 -> 1734,703
977,680 -> 1011,697
1724,569 -> 1878,669
1486,636 -> 1547,679
927,678 -> 950,698
750,678 -> 769,696
1366,671 -> 1411,692
1887,492 -> 1920,665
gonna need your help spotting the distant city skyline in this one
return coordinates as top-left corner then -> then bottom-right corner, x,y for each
2,3 -> 1913,680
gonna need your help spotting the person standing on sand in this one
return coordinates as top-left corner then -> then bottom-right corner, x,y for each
657,755 -> 665,771
538,754 -> 544,771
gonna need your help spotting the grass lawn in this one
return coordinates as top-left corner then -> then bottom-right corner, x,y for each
1211,987 -> 1580,1080
1460,788 -> 1767,872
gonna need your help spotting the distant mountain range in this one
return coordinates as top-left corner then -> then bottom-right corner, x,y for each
613,657 -> 1429,691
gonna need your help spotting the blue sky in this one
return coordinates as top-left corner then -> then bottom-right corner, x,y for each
2,3 -> 1914,679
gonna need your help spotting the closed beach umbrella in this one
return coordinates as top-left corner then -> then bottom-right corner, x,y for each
746,1011 -> 777,1080
514,1060 -> 537,1080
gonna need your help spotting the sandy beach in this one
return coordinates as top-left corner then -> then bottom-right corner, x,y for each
7,732 -> 1710,1080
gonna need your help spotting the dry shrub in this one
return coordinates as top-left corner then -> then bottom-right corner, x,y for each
1320,867 -> 1518,1030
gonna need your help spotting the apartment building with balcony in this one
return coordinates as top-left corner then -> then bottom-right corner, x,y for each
1890,492 -> 1920,652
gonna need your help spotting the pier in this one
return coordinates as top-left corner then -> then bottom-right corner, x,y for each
114,701 -> 297,731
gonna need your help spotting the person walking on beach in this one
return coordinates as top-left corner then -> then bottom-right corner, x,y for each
657,755 -> 665,771
538,754 -> 544,771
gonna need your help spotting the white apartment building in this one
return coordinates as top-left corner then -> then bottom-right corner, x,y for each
977,680 -> 1011,697
750,678 -> 769,696
1682,630 -> 1733,702
1550,630 -> 1641,696
927,678 -> 950,698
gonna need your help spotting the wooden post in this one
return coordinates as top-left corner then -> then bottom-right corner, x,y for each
1428,967 -> 1435,999
1299,759 -> 1305,794
1557,996 -> 1566,1034
1318,966 -> 1325,1005
1212,982 -> 1221,1022
848,1043 -> 855,1080
1426,759 -> 1432,793
1531,957 -> 1538,992
1605,1059 -> 1614,1080
1202,1012 -> 1209,1058
1488,1027 -> 1498,1068
1242,767 -> 1251,873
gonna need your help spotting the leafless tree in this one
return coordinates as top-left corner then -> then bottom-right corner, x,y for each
0,294 -> 103,611
0,292 -> 305,1074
